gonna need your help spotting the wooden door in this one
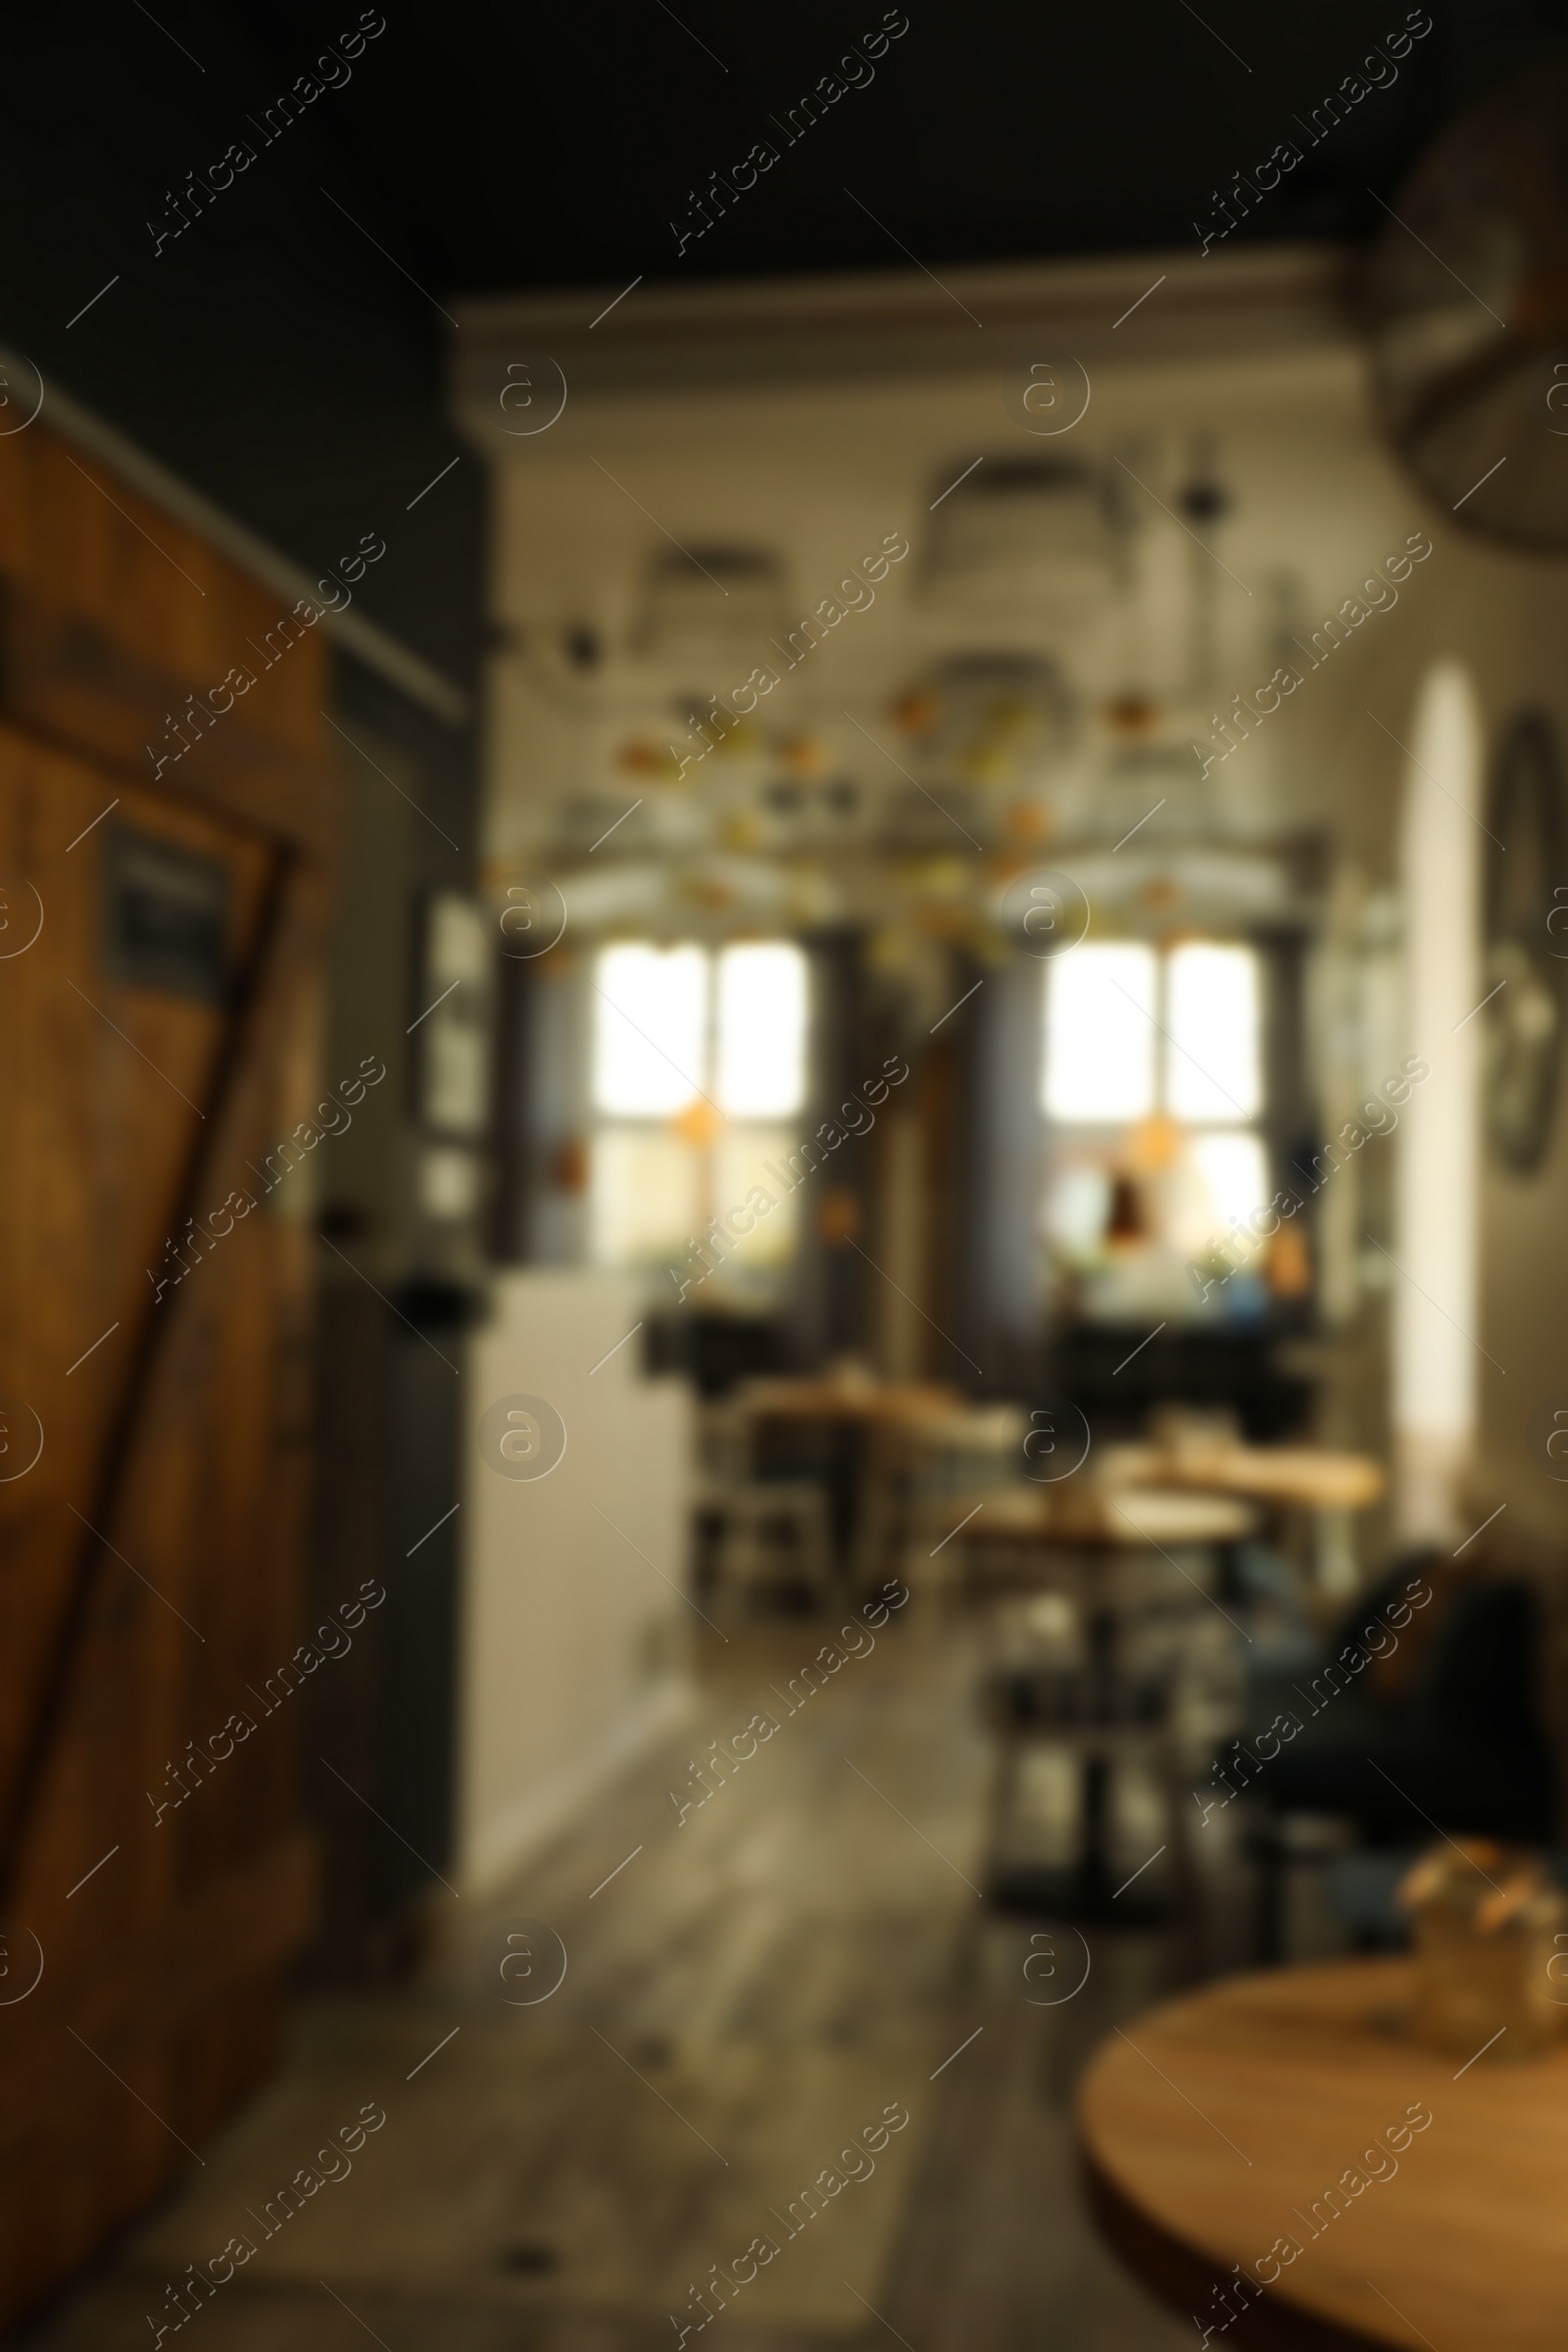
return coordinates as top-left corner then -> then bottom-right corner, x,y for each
0,428 -> 337,2323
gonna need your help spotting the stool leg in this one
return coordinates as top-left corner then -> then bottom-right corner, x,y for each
985,1725 -> 1021,1898
1080,1753 -> 1111,1908
714,1506 -> 744,1607
1161,1736 -> 1204,1969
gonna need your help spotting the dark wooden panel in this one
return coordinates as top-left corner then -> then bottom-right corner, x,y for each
0,590 -> 336,852
0,420 -> 337,2328
0,431 -> 326,765
0,1834 -> 316,2311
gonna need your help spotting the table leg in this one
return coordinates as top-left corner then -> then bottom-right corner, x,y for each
1313,1504 -> 1359,1594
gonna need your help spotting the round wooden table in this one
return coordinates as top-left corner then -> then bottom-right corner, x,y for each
1129,1444 -> 1386,1513
1079,1958 -> 1568,2349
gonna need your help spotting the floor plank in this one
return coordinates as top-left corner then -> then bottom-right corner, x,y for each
18,1610 -> 1203,2352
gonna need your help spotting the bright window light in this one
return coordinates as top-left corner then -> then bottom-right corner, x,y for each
716,942 -> 807,1115
712,1124 -> 800,1268
1165,943 -> 1261,1120
592,943 -> 707,1115
588,1128 -> 700,1266
1042,944 -> 1157,1121
1044,1163 -> 1111,1260
1185,1131 -> 1270,1259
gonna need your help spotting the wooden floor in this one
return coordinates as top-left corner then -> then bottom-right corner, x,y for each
16,1608 -> 1223,2352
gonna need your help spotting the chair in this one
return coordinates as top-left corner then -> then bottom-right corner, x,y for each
857,1403 -> 1030,1598
691,1398 -> 835,1614
1238,1547 -> 1559,1959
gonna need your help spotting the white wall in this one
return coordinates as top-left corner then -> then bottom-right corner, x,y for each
458,1270 -> 692,1892
457,252 -> 1568,1591
1394,662 -> 1483,1542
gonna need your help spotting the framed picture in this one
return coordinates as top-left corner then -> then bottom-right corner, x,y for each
415,890 -> 493,1140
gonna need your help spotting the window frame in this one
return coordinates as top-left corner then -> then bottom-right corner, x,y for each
585,936 -> 810,1295
1038,934 -> 1273,1298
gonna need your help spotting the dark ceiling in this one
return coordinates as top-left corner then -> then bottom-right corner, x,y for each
6,0 -> 1564,689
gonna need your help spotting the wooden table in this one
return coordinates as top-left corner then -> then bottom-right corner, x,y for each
1079,1957 -> 1568,2350
736,1379 -> 962,1589
962,1482 -> 1257,1569
1107,1443 -> 1386,1594
1125,1444 -> 1385,1512
737,1377 -> 960,1427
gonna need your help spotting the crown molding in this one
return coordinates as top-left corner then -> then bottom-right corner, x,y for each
451,242 -> 1355,445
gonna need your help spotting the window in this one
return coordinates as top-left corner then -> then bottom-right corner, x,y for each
593,943 -> 707,1116
1043,943 -> 1157,1122
715,943 -> 807,1115
1040,939 -> 1268,1310
1164,944 -> 1260,1121
1184,1129 -> 1269,1253
588,939 -> 809,1290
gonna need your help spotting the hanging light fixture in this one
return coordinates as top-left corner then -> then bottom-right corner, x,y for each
631,545 -> 788,661
919,456 -> 1118,625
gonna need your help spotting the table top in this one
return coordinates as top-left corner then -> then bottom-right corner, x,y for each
1088,1485 -> 1258,1545
965,1484 -> 1256,1548
1079,1957 -> 1568,2351
1108,1442 -> 1387,1511
738,1378 -> 961,1425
